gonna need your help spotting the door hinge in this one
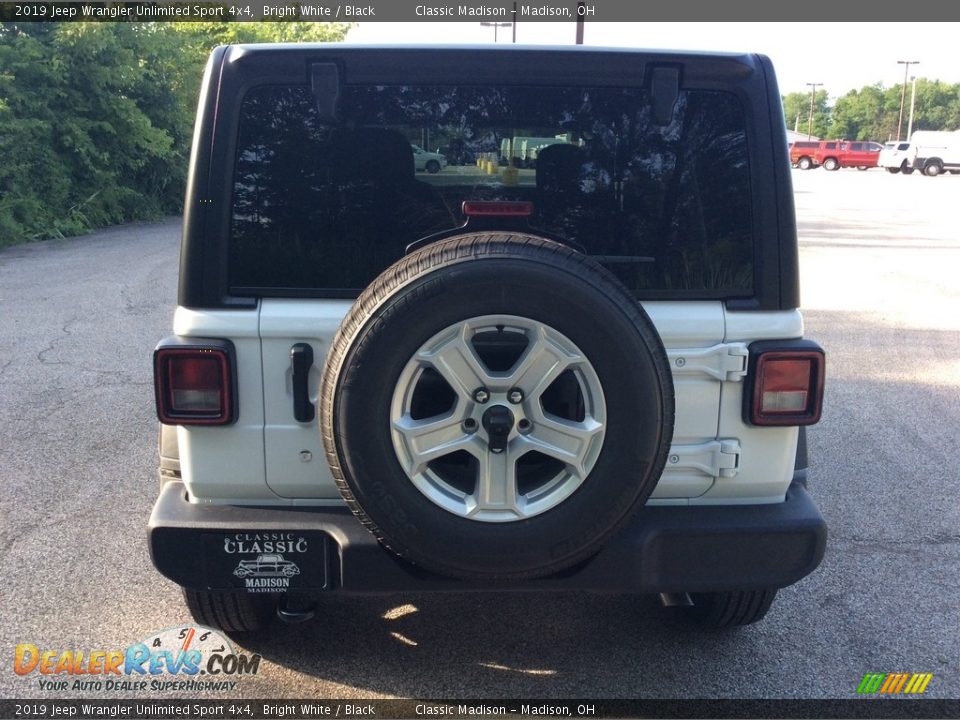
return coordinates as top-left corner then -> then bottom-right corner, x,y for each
667,439 -> 741,478
667,343 -> 748,382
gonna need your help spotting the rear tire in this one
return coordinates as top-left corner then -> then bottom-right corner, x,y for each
886,167 -> 900,174
924,161 -> 942,177
425,159 -> 441,174
182,589 -> 276,633
686,589 -> 778,628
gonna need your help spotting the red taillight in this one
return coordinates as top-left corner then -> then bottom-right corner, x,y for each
154,346 -> 234,425
462,200 -> 534,217
750,350 -> 824,426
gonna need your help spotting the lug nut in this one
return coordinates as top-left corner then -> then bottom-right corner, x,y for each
463,418 -> 478,433
473,388 -> 490,404
508,388 -> 524,404
517,419 -> 532,433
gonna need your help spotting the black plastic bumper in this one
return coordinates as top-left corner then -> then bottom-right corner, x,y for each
148,480 -> 826,594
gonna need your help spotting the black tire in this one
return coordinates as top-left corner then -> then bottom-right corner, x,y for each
182,589 -> 276,633
425,159 -> 441,174
924,161 -> 942,177
797,156 -> 813,170
686,589 -> 778,628
320,233 -> 674,580
823,157 -> 839,171
856,166 -> 868,171
886,167 -> 900,174
902,163 -> 915,175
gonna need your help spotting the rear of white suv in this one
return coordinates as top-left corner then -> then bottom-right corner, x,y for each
150,45 -> 826,632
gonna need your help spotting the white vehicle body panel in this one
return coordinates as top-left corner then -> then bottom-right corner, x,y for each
172,307 -> 268,503
909,130 -> 960,169
170,301 -> 803,507
411,144 -> 447,171
878,141 -> 914,170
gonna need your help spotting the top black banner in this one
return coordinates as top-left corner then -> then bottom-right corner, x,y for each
1,0 -> 958,22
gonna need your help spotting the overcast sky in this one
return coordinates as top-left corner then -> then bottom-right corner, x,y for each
346,22 -> 960,98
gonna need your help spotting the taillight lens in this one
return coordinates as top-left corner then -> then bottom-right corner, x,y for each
749,349 -> 825,426
154,345 -> 234,425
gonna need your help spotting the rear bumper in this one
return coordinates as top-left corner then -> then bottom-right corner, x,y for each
148,480 -> 826,594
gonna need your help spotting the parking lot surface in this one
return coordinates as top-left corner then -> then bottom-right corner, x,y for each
0,169 -> 957,700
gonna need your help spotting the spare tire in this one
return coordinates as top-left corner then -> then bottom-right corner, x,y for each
320,233 -> 674,580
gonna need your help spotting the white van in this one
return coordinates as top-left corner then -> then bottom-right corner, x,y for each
500,135 -> 567,167
909,130 -> 960,176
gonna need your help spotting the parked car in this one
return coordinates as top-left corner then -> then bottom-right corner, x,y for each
789,140 -> 820,170
878,141 -> 916,174
791,139 -> 883,170
411,144 -> 447,173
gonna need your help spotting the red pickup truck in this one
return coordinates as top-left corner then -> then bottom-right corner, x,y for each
790,140 -> 883,170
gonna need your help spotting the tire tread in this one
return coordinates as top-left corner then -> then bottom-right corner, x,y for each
688,588 -> 778,628
182,589 -> 274,633
319,233 -> 674,578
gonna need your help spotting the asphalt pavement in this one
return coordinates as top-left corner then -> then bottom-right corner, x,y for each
0,169 -> 958,701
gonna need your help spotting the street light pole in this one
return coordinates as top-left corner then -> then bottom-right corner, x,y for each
480,21 -> 513,43
907,75 -> 918,140
805,82 -> 821,140
896,60 -> 919,141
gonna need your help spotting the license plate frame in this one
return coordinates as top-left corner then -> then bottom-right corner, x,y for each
202,531 -> 330,593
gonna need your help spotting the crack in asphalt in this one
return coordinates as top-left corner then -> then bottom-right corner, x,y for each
830,533 -> 960,561
36,318 -> 79,367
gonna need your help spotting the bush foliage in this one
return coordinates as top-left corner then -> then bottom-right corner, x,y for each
0,21 -> 350,245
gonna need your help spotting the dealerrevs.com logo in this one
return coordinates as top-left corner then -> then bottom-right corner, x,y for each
14,625 -> 260,693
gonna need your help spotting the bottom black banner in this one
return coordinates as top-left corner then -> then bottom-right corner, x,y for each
1,699 -> 959,719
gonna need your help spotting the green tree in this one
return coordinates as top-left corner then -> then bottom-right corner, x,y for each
908,79 -> 960,134
829,84 -> 892,140
782,89 -> 830,139
0,21 -> 351,245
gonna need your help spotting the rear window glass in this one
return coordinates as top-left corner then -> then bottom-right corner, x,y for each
229,84 -> 754,297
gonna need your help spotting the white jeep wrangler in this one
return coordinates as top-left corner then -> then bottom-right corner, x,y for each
150,45 -> 826,632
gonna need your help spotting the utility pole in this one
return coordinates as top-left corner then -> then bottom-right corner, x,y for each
805,82 -> 821,140
907,75 -> 918,140
896,60 -> 919,141
480,21 -> 513,43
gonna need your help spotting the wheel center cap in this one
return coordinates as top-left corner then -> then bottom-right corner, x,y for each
481,405 -> 515,453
